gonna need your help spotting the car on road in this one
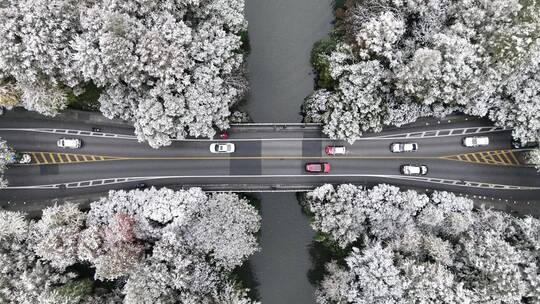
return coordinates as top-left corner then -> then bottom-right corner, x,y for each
209,143 -> 235,153
400,164 -> 428,176
16,153 -> 31,164
390,142 -> 418,153
5,152 -> 31,164
305,162 -> 331,173
57,138 -> 82,149
462,136 -> 489,147
136,183 -> 148,189
325,145 -> 346,156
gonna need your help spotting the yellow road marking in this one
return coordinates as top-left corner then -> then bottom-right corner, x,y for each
499,151 -> 513,165
495,151 -> 511,165
14,149 -> 529,168
508,151 -> 520,165
39,152 -> 48,164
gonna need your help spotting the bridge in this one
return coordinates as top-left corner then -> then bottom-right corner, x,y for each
0,109 -> 538,203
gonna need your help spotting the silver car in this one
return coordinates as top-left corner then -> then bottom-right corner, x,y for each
57,138 -> 82,149
390,142 -> 418,153
462,136 -> 489,147
210,143 -> 235,153
400,164 -> 428,175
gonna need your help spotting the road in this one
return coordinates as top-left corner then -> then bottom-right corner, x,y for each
0,112 -> 538,203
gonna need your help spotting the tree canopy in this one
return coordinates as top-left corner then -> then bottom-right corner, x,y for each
303,184 -> 540,303
0,0 -> 248,148
0,187 -> 261,303
305,0 -> 540,145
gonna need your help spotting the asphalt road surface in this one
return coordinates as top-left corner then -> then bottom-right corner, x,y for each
0,113 -> 538,203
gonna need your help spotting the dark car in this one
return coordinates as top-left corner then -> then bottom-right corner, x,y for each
136,183 -> 148,189
305,162 -> 331,173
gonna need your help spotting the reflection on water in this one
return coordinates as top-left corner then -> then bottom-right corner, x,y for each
245,0 -> 333,123
246,193 -> 317,303
243,0 -> 333,301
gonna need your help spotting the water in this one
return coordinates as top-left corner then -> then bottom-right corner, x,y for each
245,0 -> 334,123
246,193 -> 317,303
244,0 -> 333,301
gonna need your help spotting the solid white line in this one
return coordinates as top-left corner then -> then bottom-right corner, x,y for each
5,174 -> 540,190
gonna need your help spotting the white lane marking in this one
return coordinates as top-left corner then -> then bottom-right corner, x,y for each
5,174 -> 540,190
230,123 -> 322,126
0,126 -> 512,142
0,128 -> 137,139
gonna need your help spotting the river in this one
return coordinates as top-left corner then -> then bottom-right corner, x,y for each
243,0 -> 334,303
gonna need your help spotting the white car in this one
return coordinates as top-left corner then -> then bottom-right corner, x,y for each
17,153 -> 32,164
210,143 -> 235,153
400,164 -> 428,176
57,138 -> 82,149
325,145 -> 346,156
390,142 -> 418,153
462,136 -> 489,147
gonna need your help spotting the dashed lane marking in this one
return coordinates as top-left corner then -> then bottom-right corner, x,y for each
5,174 -> 540,191
0,126 -> 511,141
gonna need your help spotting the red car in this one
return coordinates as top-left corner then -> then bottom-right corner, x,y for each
305,162 -> 331,173
325,145 -> 346,155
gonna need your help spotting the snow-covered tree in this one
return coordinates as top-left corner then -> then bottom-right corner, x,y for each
0,210 -> 78,303
0,187 -> 260,303
88,187 -> 260,302
0,0 -> 84,116
33,203 -> 86,270
303,184 -> 472,248
0,137 -> 13,188
306,184 -> 540,303
317,244 -> 404,304
72,0 -> 248,148
306,0 -> 540,145
526,148 -> 540,171
1,0 -> 248,147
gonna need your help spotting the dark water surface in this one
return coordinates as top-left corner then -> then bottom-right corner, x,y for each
244,0 -> 333,302
245,0 -> 333,123
248,193 -> 317,303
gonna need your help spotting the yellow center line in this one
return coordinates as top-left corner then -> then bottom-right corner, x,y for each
14,150 -> 531,168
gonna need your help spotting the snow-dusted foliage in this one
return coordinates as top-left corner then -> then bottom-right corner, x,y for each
33,203 -> 86,270
72,0 -> 248,148
87,187 -> 260,302
526,148 -> 540,171
0,188 -> 260,302
0,137 -> 13,188
305,0 -> 540,145
0,210 -> 77,303
0,0 -> 84,116
0,0 -> 248,147
305,184 -> 540,303
304,184 -> 471,248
